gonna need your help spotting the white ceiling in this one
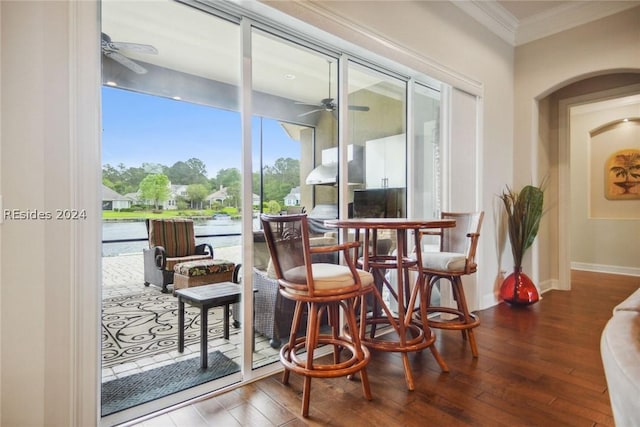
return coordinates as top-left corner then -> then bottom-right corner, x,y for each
101,0 -> 639,111
101,0 -> 396,116
497,1 -> 572,20
456,0 -> 640,45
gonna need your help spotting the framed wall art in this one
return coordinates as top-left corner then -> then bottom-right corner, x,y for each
605,148 -> 640,200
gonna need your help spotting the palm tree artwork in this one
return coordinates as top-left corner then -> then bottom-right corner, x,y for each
606,149 -> 640,199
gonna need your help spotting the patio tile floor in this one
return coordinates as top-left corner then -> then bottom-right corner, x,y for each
101,249 -> 279,383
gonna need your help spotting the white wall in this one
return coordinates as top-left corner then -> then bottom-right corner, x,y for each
514,6 -> 640,290
570,96 -> 640,274
0,1 -> 101,425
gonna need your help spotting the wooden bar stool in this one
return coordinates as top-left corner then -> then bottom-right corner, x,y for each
417,211 -> 484,357
261,214 -> 374,418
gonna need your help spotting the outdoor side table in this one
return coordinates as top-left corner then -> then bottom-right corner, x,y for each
176,282 -> 241,369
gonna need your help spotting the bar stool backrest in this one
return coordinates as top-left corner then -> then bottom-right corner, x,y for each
440,211 -> 484,274
261,214 -> 312,292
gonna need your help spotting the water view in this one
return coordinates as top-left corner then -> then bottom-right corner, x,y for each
102,218 -> 243,256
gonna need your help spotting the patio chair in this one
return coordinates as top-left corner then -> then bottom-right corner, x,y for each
143,218 -> 213,293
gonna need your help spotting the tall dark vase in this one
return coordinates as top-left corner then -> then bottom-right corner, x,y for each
499,267 -> 539,305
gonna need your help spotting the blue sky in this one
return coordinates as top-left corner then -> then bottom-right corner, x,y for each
101,87 -> 300,178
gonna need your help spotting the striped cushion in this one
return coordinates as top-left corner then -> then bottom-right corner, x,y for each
148,219 -> 196,257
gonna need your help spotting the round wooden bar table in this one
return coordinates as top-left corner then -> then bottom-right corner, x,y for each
324,217 -> 455,390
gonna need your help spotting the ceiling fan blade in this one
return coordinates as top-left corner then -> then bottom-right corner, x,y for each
295,101 -> 323,107
298,108 -> 323,117
293,62 -> 371,115
110,41 -> 158,55
104,51 -> 148,74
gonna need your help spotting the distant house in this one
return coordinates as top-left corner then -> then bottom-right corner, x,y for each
207,185 -> 229,207
207,187 -> 261,208
102,185 -> 132,211
164,184 -> 188,210
284,186 -> 300,206
135,182 -> 187,210
123,192 -> 140,205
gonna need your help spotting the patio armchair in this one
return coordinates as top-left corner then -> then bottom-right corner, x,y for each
143,218 -> 213,293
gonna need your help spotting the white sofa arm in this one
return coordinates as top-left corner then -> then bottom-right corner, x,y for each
601,288 -> 640,426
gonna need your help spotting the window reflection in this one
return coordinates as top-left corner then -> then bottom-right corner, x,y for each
413,83 -> 442,219
348,62 -> 407,218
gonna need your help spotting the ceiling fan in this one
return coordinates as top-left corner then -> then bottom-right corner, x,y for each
101,32 -> 158,75
296,62 -> 370,117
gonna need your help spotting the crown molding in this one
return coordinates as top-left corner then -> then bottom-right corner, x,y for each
451,0 -> 518,45
516,1 -> 640,45
453,0 -> 640,47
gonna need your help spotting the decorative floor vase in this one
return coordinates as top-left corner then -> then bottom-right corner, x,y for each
499,268 -> 539,305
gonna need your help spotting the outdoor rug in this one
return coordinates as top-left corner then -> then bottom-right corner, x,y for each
101,350 -> 240,416
102,290 -> 237,368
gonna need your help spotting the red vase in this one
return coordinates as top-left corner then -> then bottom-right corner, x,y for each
499,268 -> 539,305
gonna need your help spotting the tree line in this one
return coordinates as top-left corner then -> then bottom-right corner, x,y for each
103,157 -> 300,210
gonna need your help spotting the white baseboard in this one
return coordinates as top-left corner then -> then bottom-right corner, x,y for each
571,262 -> 640,277
482,293 -> 499,309
539,278 -> 557,294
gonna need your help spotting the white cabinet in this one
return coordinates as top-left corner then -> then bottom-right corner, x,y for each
365,134 -> 406,189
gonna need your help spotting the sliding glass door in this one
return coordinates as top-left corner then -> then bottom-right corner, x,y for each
100,1 -> 242,423
251,29 -> 339,366
100,0 -> 444,423
412,83 -> 442,219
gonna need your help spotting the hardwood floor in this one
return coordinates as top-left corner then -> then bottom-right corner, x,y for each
133,271 -> 639,427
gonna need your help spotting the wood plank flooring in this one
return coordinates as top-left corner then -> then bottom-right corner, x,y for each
133,271 -> 639,426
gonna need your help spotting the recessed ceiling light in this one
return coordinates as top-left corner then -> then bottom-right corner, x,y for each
172,96 -> 182,101
106,81 -> 117,87
284,74 -> 296,80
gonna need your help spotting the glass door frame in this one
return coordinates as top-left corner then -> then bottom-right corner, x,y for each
99,1 -> 448,422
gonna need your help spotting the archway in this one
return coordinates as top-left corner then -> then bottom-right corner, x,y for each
536,72 -> 640,291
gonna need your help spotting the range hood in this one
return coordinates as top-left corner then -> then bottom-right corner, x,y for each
305,145 -> 364,185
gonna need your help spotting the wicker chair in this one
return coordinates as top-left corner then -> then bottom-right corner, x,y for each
250,229 -> 339,348
418,211 -> 484,357
261,213 -> 374,417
